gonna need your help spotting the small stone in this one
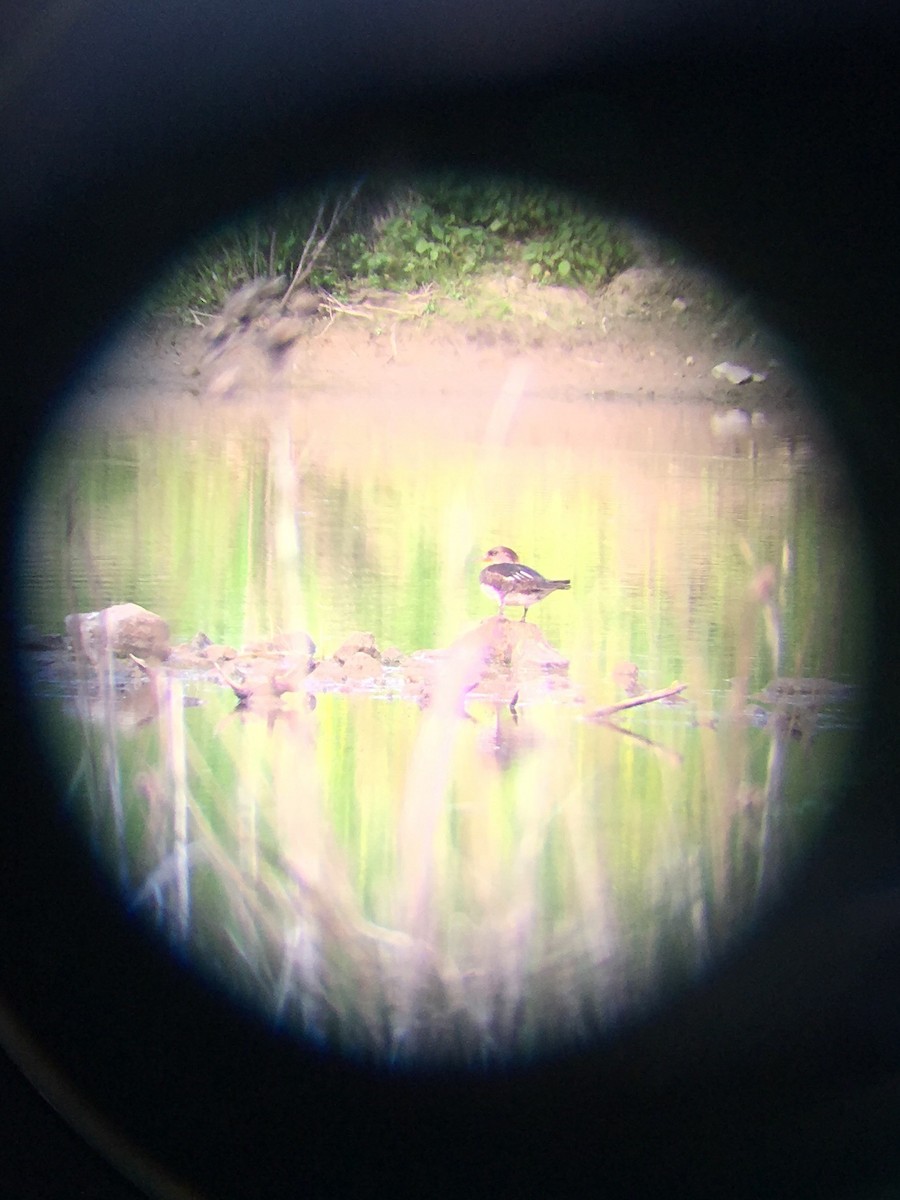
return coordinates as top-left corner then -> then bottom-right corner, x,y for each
305,660 -> 346,689
333,632 -> 379,663
671,297 -> 688,313
204,643 -> 238,660
712,361 -> 753,385
344,651 -> 383,680
402,661 -> 432,687
513,640 -> 570,674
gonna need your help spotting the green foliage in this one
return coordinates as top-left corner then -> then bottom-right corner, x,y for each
149,175 -> 635,319
147,189 -> 362,318
348,176 -> 633,291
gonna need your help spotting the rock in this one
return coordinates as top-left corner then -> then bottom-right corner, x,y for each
344,651 -> 383,680
475,618 -> 569,673
65,603 -> 170,663
203,643 -> 238,660
305,660 -> 348,689
401,651 -> 445,688
332,632 -> 379,663
512,637 -> 569,674
417,619 -> 572,707
380,646 -> 405,666
712,361 -> 754,385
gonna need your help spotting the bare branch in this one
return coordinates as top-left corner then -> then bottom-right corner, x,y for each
585,681 -> 687,721
282,180 -> 364,307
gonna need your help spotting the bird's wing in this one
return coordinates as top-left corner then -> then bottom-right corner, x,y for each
493,563 -> 545,585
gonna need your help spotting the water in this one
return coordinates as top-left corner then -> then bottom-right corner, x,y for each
15,345 -> 869,1067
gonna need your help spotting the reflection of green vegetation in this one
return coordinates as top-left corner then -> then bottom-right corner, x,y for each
58,647 -> 854,1066
24,403 -> 867,697
148,174 -> 635,318
23,392 -> 868,1065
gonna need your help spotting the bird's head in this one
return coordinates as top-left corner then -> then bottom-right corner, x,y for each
483,546 -> 520,565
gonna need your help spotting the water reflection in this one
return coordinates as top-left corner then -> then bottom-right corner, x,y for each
17,324 -> 867,1067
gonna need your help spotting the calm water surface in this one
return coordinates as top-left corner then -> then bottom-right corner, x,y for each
18,360 -> 868,1066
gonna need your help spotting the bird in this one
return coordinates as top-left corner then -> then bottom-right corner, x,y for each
479,546 -> 571,621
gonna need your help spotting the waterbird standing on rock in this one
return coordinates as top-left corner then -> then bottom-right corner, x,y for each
479,546 -> 571,621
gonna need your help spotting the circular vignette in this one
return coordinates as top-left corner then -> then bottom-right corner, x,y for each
2,34 -> 899,1200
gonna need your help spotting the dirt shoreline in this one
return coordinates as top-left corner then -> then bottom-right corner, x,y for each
85,266 -> 809,426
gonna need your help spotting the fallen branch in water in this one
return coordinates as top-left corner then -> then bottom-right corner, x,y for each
585,681 -> 687,721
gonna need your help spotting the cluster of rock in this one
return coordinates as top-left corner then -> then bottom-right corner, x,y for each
29,602 -> 854,742
56,602 -> 580,713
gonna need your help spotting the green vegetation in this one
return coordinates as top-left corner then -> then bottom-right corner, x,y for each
149,174 -> 635,319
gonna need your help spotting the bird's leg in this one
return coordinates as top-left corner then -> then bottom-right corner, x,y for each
520,608 -> 527,622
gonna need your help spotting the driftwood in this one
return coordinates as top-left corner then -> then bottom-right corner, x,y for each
318,286 -> 435,329
585,681 -> 687,722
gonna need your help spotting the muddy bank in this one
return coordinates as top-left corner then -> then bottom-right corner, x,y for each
83,266 -> 812,433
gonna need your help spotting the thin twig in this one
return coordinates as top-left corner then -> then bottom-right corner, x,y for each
585,681 -> 687,721
282,180 -> 364,307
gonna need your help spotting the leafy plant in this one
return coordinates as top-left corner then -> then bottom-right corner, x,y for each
347,175 -> 633,291
148,173 -> 635,319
